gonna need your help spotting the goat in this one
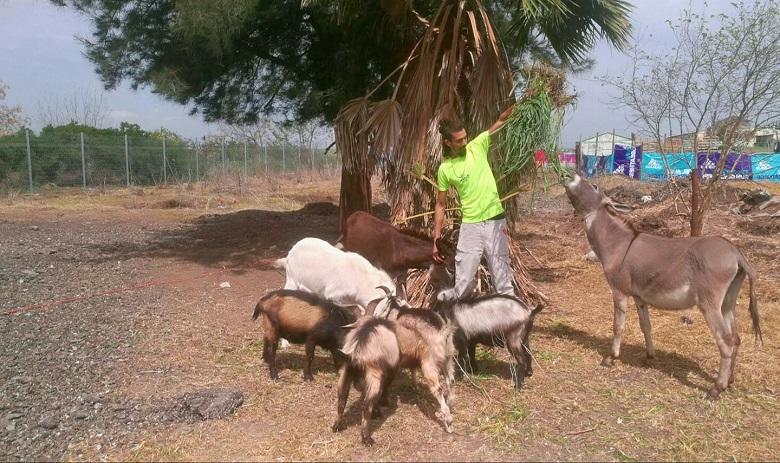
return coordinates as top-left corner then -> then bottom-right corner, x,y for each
436,294 -> 543,390
342,211 -> 456,299
252,289 -> 360,382
564,174 -> 761,399
333,297 -> 456,446
332,316 -> 400,446
274,237 -> 406,318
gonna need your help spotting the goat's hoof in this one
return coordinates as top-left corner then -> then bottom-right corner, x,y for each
303,375 -> 314,382
600,355 -> 615,367
514,382 -> 524,391
378,398 -> 390,407
331,422 -> 344,433
270,373 -> 279,381
361,435 -> 375,447
371,409 -> 383,419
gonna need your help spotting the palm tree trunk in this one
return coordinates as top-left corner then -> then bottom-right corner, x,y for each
338,165 -> 372,234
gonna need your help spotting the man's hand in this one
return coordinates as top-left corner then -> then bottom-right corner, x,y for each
432,242 -> 443,263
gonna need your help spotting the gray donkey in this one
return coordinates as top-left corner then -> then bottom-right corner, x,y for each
563,174 -> 761,399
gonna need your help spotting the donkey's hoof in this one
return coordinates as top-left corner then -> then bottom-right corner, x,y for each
705,387 -> 722,401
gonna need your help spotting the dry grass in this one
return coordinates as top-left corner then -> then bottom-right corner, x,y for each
11,172 -> 779,461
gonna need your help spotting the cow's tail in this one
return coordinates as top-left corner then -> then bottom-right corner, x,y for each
738,256 -> 762,344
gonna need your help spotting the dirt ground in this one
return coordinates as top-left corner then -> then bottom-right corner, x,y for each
1,172 -> 778,462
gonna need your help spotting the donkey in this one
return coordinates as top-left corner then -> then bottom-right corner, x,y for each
563,174 -> 761,399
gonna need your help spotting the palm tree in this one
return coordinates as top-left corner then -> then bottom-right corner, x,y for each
326,0 -> 633,303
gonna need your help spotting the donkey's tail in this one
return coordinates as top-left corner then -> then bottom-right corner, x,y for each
739,257 -> 762,344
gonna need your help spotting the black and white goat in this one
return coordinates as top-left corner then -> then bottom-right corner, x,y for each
333,294 -> 456,446
252,289 -> 360,382
436,293 -> 543,390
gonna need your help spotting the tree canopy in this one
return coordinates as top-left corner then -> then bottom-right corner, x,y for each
51,0 -> 632,126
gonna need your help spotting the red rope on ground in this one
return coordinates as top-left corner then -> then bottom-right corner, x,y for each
0,259 -> 267,317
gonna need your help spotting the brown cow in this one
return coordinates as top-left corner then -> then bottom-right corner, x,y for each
563,174 -> 761,399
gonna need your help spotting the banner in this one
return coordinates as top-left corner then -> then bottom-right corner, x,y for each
640,153 -> 695,181
612,145 -> 642,179
582,154 -> 613,177
697,153 -> 752,180
751,154 -> 780,181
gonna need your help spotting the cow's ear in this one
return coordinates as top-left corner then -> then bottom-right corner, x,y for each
606,201 -> 633,214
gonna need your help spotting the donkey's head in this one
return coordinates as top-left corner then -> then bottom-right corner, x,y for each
563,175 -> 632,216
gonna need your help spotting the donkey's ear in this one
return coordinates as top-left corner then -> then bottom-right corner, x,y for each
606,201 -> 633,214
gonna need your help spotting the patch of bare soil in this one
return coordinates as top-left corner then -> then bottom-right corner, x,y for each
0,173 -> 778,462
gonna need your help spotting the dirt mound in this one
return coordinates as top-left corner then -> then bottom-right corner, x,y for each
299,201 -> 338,216
737,217 -> 780,236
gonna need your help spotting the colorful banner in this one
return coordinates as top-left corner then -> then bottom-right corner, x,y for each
612,145 -> 642,180
582,154 -> 614,177
751,154 -> 780,181
697,153 -> 752,180
640,153 -> 695,181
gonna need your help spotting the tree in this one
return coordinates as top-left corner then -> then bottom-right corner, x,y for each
53,0 -> 632,232
35,86 -> 110,128
602,0 -> 780,235
0,80 -> 28,136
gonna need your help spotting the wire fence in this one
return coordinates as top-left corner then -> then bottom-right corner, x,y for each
0,130 -> 341,193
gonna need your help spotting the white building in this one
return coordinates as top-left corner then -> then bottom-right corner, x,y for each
579,132 -> 632,156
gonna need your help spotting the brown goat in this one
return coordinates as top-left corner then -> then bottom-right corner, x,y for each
333,302 -> 456,446
342,211 -> 456,298
332,317 -> 399,446
252,289 -> 360,382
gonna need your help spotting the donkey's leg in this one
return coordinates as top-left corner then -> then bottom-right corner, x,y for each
603,292 -> 629,367
633,297 -> 655,359
699,300 -> 735,400
722,270 -> 745,386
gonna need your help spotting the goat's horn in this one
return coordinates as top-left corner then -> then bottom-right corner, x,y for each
376,285 -> 392,296
342,322 -> 358,329
366,297 -> 383,317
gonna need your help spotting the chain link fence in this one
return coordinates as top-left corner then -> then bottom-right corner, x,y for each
0,130 -> 341,192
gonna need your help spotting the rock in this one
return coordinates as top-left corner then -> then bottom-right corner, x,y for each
640,195 -> 652,203
20,270 -> 38,278
181,388 -> 243,421
30,226 -> 39,231
740,189 -> 771,206
219,281 -> 231,289
37,416 -> 59,430
582,250 -> 599,262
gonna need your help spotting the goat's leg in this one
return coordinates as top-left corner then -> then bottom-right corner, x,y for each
395,272 -> 408,301
360,370 -> 383,446
263,337 -> 280,380
603,293 -> 629,367
699,300 -> 735,400
468,341 -> 478,373
303,338 -> 317,382
633,297 -> 655,359
378,369 -> 396,408
422,362 -> 454,433
453,332 -> 470,376
332,364 -> 353,433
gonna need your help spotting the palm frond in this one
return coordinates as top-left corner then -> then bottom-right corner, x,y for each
366,98 -> 404,178
334,97 -> 370,173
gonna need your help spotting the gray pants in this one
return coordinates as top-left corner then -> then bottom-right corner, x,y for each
438,218 -> 514,301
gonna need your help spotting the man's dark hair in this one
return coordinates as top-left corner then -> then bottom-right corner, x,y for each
439,119 -> 464,142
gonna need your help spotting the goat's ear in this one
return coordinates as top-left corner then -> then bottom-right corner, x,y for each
366,298 -> 383,317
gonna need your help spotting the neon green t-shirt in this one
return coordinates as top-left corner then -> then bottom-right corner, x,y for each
437,131 -> 504,223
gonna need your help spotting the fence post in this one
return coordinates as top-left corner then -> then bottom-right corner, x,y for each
80,132 -> 86,189
195,144 -> 200,181
25,129 -> 33,194
221,139 -> 226,171
124,134 -> 130,186
163,136 -> 167,185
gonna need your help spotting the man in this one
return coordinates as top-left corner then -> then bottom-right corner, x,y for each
432,104 -> 517,302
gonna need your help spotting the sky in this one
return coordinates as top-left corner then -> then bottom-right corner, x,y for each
0,0 -> 735,148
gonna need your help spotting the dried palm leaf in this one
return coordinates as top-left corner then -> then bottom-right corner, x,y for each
334,97 -> 370,173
